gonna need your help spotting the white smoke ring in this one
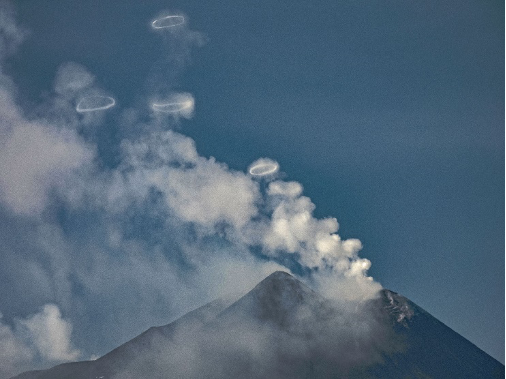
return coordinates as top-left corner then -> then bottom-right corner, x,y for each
248,158 -> 280,177
76,96 -> 115,113
150,93 -> 195,119
151,15 -> 185,29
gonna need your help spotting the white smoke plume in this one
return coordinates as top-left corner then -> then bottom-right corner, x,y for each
0,313 -> 33,379
0,85 -> 94,216
17,304 -> 81,362
0,305 -> 79,379
0,3 -> 382,377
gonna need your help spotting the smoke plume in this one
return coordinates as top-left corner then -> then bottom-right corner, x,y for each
0,3 -> 382,377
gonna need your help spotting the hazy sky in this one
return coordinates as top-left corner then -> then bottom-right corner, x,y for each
0,0 -> 503,375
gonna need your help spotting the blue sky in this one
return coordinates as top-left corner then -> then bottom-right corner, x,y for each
0,0 -> 503,375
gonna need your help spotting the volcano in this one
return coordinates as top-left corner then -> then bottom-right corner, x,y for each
12,271 -> 504,379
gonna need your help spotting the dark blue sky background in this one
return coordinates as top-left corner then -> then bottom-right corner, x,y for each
10,0 -> 504,362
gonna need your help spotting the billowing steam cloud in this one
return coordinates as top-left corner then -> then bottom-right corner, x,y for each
0,305 -> 79,379
0,3 -> 382,377
0,72 -> 94,216
16,304 -> 81,362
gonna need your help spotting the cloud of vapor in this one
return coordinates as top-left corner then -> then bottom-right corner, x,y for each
0,314 -> 33,379
54,62 -> 95,97
263,180 -> 358,267
156,159 -> 259,229
17,304 -> 81,362
0,1 -> 27,59
0,3 -> 383,376
0,86 -> 94,215
0,305 -> 79,379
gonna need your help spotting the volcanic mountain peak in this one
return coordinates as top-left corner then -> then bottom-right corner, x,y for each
259,270 -> 294,282
218,271 -> 327,328
11,271 -> 505,379
246,270 -> 319,304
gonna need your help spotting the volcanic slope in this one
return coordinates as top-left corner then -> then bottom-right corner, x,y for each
12,271 -> 504,379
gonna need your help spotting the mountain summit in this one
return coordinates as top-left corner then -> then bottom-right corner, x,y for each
13,272 -> 504,379
219,271 -> 326,327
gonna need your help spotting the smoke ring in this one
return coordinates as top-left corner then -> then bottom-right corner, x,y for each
76,96 -> 115,113
249,162 -> 279,176
152,15 -> 185,29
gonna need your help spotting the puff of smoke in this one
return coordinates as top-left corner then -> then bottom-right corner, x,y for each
0,313 -> 33,379
26,62 -> 107,129
0,305 -> 80,379
17,304 -> 81,362
0,1 -> 27,60
54,62 -> 95,98
0,85 -> 94,216
0,61 -> 115,217
252,180 -> 381,301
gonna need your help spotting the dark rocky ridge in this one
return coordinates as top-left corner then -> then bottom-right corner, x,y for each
12,271 -> 504,379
